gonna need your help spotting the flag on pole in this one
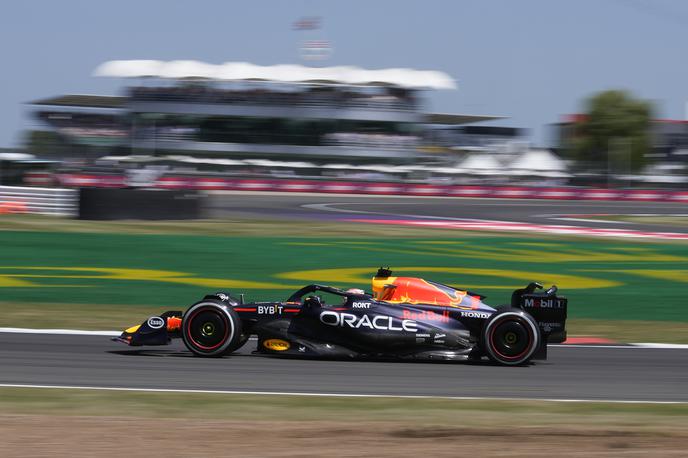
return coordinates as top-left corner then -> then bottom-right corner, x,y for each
293,16 -> 321,30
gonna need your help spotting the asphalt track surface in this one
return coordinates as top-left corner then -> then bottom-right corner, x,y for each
206,193 -> 688,234
1,333 -> 687,402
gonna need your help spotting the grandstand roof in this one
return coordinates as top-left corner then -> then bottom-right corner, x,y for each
93,60 -> 456,90
425,113 -> 505,125
30,95 -> 502,126
29,95 -> 502,126
30,94 -> 125,109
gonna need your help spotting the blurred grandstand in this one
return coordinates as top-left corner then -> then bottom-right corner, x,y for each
7,59 -> 685,190
23,59 -> 573,187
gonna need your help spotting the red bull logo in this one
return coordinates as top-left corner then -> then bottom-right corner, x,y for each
402,309 -> 450,323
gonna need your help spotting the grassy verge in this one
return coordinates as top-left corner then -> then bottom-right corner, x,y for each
2,388 -> 686,457
0,214 -> 482,238
0,387 -> 686,426
3,213 -> 688,240
0,301 -> 152,331
567,318 -> 688,344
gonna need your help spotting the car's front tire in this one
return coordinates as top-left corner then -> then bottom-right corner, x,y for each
182,301 -> 244,357
482,308 -> 540,366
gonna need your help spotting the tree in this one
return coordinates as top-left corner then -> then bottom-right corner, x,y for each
24,130 -> 69,159
569,90 -> 652,174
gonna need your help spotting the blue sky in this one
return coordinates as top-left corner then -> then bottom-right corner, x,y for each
1,0 -> 687,147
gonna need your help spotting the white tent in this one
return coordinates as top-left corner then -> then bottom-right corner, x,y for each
94,60 -> 457,90
458,154 -> 504,175
508,149 -> 568,173
504,149 -> 571,178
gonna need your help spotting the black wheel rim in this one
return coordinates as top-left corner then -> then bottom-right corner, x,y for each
187,309 -> 227,350
492,320 -> 529,358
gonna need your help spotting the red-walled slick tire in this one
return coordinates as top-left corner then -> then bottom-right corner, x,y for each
482,308 -> 540,366
182,301 -> 243,357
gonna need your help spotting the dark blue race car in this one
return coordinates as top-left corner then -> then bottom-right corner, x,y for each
114,268 -> 567,366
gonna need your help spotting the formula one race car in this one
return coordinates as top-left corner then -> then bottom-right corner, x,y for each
114,268 -> 568,365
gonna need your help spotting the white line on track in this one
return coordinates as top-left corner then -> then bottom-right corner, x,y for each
538,213 -> 688,218
0,327 -> 686,349
0,328 -> 688,350
0,327 -> 260,340
302,202 -> 511,223
303,203 -> 688,239
631,343 -> 688,349
0,383 -> 685,405
0,327 -> 121,336
549,344 -> 688,349
350,218 -> 688,240
551,217 -> 626,224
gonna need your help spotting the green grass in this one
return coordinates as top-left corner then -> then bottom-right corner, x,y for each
1,215 -> 688,341
5,213 -> 687,239
0,387 -> 686,428
1,230 -> 687,320
0,214 -> 485,237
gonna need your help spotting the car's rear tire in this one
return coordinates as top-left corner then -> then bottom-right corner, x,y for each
482,308 -> 540,366
182,301 -> 244,357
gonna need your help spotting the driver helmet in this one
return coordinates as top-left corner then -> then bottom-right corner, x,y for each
304,295 -> 323,308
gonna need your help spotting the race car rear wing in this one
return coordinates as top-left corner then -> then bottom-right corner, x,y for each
511,282 -> 567,344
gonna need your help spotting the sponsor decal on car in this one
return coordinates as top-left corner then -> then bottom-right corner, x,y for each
257,304 -> 284,314
538,321 -> 563,332
351,302 -> 371,309
263,339 -> 290,351
401,309 -> 449,322
319,311 -> 417,332
147,317 -> 165,329
433,331 -> 447,344
523,298 -> 566,309
459,311 -> 491,319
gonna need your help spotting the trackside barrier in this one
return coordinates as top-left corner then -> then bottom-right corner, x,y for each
48,174 -> 688,202
78,188 -> 203,220
0,186 -> 78,216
